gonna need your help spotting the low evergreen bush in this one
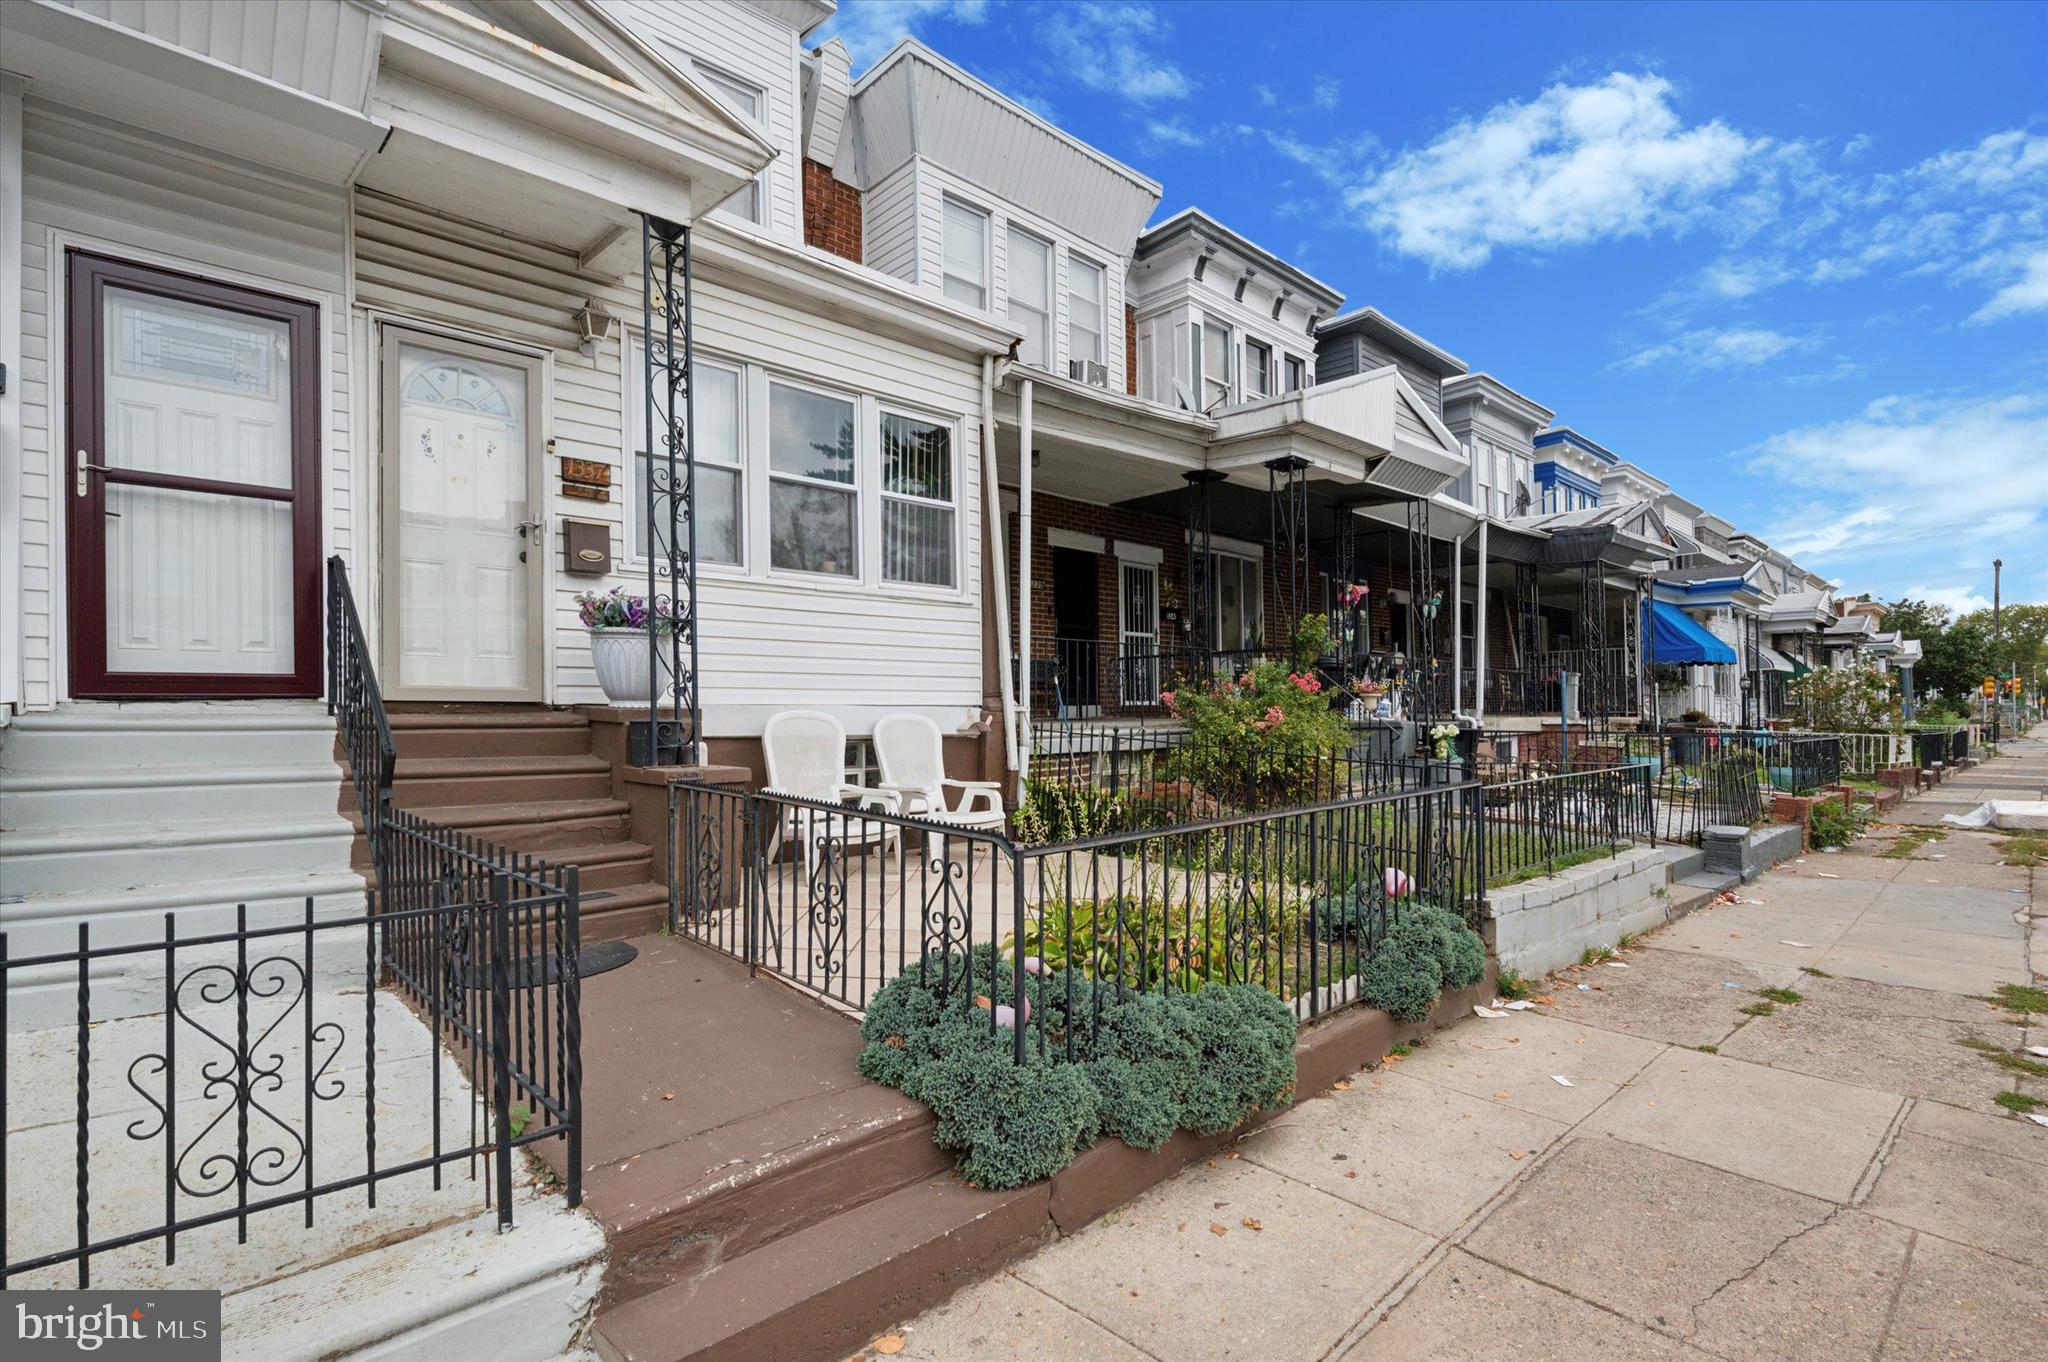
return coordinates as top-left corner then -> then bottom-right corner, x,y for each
858,955 -> 1298,1186
1355,902 -> 1487,1021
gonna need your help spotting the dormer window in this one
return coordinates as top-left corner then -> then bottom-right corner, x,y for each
941,197 -> 989,309
1007,226 -> 1052,368
1068,255 -> 1105,366
694,63 -> 767,227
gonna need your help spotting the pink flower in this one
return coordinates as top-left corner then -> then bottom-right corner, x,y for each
1160,690 -> 1177,712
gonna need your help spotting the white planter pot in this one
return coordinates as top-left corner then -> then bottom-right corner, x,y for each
588,628 -> 676,706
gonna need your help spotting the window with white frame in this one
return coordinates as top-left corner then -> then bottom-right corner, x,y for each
1198,319 -> 1232,410
1067,254 -> 1105,366
880,410 -> 956,587
627,344 -> 742,565
768,381 -> 857,576
1244,339 -> 1272,399
693,64 -> 767,227
1006,227 -> 1052,368
1284,354 -> 1307,392
941,197 -> 989,309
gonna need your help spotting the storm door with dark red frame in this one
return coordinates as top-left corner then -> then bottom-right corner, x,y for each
65,251 -> 322,698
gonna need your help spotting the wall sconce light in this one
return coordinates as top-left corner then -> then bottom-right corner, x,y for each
572,300 -> 618,358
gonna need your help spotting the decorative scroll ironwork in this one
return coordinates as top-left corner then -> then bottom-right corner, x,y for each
1184,471 -> 1223,662
1405,498 -> 1442,722
1267,457 -> 1311,647
1578,565 -> 1610,733
640,215 -> 699,764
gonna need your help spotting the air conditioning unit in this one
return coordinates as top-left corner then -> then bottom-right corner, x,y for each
1067,359 -> 1110,388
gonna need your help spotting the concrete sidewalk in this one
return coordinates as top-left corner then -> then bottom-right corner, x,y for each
867,738 -> 2048,1362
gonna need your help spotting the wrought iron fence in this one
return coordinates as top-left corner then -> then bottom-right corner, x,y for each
327,556 -> 396,861
1480,765 -> 1654,885
0,869 -> 579,1287
667,779 -> 1485,1059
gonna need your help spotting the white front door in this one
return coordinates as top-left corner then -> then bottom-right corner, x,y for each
382,331 -> 544,698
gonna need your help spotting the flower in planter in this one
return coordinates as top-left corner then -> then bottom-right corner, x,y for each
575,585 -> 676,633
1428,722 -> 1461,761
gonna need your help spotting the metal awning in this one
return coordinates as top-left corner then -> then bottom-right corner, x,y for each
1758,645 -> 1797,674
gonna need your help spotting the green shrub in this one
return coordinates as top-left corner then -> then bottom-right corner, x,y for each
1179,984 -> 1297,1134
1805,795 -> 1869,850
917,1046 -> 1101,1188
1162,617 -> 1353,810
1358,929 -> 1444,1022
1084,994 -> 1200,1149
1405,904 -> 1487,991
1011,780 -> 1133,845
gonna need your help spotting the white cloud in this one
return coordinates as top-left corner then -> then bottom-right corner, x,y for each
1970,246 -> 2048,322
1748,391 -> 2048,585
1907,585 -> 1993,615
1311,77 -> 1341,110
1041,2 -> 1191,103
1140,118 -> 1203,151
819,0 -> 988,71
1253,84 -> 1277,107
1346,72 -> 1764,270
1911,129 -> 2048,194
1620,326 -> 1809,372
1840,132 -> 1874,163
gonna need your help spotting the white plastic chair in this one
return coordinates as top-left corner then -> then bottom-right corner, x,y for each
873,713 -> 1006,833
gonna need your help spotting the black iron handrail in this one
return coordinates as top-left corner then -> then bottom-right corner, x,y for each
326,555 -> 397,865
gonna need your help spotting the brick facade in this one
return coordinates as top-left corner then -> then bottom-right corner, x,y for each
1124,303 -> 1138,395
801,159 -> 862,263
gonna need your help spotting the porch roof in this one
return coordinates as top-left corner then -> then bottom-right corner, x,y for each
1763,589 -> 1839,628
1649,600 -> 1738,665
1206,367 -> 1469,501
1758,644 -> 1798,674
359,0 -> 774,269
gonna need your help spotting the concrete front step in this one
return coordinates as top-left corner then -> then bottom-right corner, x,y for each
1667,868 -> 1740,919
223,1197 -> 606,1362
592,1176 -> 1047,1362
0,702 -> 336,768
2,761 -> 346,827
4,816 -> 358,895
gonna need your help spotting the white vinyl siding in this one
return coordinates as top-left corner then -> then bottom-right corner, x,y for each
1005,226 -> 1051,369
941,197 -> 989,309
862,161 -> 920,285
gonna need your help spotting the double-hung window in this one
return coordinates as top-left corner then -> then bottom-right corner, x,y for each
768,381 -> 857,577
629,345 -> 742,565
1198,319 -> 1232,410
942,198 -> 989,309
695,65 -> 767,226
1006,227 -> 1052,368
1284,354 -> 1307,392
1211,551 -> 1262,650
1067,255 -> 1105,366
1244,340 -> 1272,399
880,411 -> 956,587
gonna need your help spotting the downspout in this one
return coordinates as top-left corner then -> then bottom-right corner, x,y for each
981,356 -> 1019,783
1474,519 -> 1490,725
1017,377 -> 1034,787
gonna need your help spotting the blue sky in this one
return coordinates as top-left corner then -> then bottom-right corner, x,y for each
817,0 -> 2048,614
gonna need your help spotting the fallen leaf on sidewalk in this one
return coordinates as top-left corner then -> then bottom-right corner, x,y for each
1241,1217 -> 1263,1231
1493,1090 -> 1511,1099
872,1335 -> 906,1355
1344,1169 -> 1358,1179
1332,1080 -> 1353,1091
662,1092 -> 675,1101
1209,1222 -> 1229,1236
1508,1151 -> 1525,1160
1534,995 -> 1557,1006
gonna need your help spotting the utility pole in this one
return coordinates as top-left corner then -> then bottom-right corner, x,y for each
1992,558 -> 2003,746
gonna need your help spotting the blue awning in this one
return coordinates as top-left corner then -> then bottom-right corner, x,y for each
1649,600 -> 1738,665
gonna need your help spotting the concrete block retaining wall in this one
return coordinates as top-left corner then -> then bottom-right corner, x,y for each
1486,846 -> 1672,978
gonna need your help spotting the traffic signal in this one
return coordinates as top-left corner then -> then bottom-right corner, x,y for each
1982,676 -> 1998,697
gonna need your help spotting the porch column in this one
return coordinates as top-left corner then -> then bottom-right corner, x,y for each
1474,520 -> 1489,724
1017,378 -> 1033,780
1451,531 -> 1464,716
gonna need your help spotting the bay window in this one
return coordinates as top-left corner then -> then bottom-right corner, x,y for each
881,411 -> 956,587
942,197 -> 989,309
769,382 -> 857,577
628,344 -> 741,565
1006,227 -> 1052,368
1244,339 -> 1272,399
1068,254 -> 1105,365
1198,319 -> 1232,410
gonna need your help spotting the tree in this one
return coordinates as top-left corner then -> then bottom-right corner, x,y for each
1957,602 -> 2048,680
1917,616 -> 1992,701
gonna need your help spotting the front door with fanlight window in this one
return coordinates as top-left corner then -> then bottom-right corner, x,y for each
64,252 -> 322,698
381,330 -> 545,700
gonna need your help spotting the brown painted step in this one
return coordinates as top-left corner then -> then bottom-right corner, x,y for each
577,881 -> 669,943
358,753 -> 614,809
384,709 -> 593,759
592,1175 -> 1050,1362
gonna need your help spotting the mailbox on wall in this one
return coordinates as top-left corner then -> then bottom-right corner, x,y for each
562,519 -> 611,576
